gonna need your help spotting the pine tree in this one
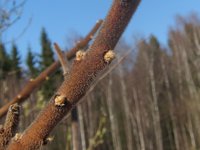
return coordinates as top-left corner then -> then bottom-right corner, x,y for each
10,43 -> 21,77
39,28 -> 55,100
26,46 -> 38,77
149,35 -> 160,49
40,28 -> 54,70
0,43 -> 11,79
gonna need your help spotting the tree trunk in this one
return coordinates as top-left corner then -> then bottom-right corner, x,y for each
148,54 -> 163,150
78,105 -> 86,150
118,63 -> 133,150
133,88 -> 145,150
106,74 -> 122,150
161,57 -> 180,150
71,107 -> 82,150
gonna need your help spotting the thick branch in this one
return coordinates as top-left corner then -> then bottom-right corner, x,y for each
7,0 -> 141,149
0,20 -> 103,119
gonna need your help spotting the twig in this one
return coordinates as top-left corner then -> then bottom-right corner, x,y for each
54,43 -> 69,79
4,17 -> 32,45
0,0 -> 27,34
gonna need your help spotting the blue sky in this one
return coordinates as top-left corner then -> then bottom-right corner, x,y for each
2,0 -> 200,63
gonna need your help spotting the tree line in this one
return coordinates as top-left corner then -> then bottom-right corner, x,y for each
0,28 -> 61,107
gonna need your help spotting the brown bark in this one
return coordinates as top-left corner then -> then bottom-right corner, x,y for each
7,0 -> 141,149
0,20 -> 103,119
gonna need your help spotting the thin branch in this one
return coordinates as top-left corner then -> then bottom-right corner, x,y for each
0,0 -> 27,34
0,20 -> 103,119
7,0 -> 141,149
4,17 -> 32,45
54,43 -> 69,78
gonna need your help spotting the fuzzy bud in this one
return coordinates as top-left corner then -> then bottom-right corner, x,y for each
13,133 -> 22,141
17,95 -> 22,99
76,50 -> 86,61
43,136 -> 54,145
30,78 -> 34,82
45,76 -> 49,81
54,95 -> 67,107
104,50 -> 115,63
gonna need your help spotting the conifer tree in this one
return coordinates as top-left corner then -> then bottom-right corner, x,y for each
39,28 -> 56,100
10,43 -> 21,77
26,46 -> 38,77
0,43 -> 11,79
40,28 -> 54,70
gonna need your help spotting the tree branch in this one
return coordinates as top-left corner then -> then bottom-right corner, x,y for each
54,43 -> 70,78
7,0 -> 141,149
0,20 -> 103,119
